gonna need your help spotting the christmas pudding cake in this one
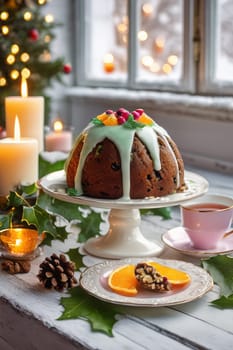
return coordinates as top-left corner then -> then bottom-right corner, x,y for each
65,108 -> 186,200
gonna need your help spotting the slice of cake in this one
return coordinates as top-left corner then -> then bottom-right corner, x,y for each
65,108 -> 186,200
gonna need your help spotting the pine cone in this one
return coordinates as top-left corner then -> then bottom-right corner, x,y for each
37,253 -> 77,291
135,262 -> 170,292
1,259 -> 31,274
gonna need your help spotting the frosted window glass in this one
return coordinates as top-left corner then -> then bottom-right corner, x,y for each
137,0 -> 183,82
215,0 -> 233,82
86,0 -> 128,81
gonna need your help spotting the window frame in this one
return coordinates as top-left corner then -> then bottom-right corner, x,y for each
198,0 -> 233,95
74,0 -> 196,93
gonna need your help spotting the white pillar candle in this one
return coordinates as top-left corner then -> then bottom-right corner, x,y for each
45,119 -> 72,152
0,116 -> 38,196
5,78 -> 44,152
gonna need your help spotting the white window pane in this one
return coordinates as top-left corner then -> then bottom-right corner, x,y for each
137,0 -> 183,82
215,0 -> 233,82
86,0 -> 128,81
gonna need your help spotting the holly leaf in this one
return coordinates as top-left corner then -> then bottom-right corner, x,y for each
92,117 -> 104,126
7,191 -> 28,208
211,294 -> 233,309
37,191 -> 83,222
202,255 -> 233,297
22,205 -> 66,239
140,207 -> 172,220
65,248 -> 85,270
67,187 -> 80,196
0,214 -> 12,230
19,183 -> 38,196
124,114 -> 145,129
42,225 -> 69,246
78,211 -> 104,243
39,153 -> 66,178
58,286 -> 121,336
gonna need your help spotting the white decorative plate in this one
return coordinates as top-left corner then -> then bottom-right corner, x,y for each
79,258 -> 213,307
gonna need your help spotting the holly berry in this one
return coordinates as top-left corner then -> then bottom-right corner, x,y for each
116,108 -> 130,120
132,110 -> 140,120
121,110 -> 130,120
117,116 -> 126,125
105,109 -> 114,115
63,63 -> 72,74
136,108 -> 144,116
28,28 -> 39,41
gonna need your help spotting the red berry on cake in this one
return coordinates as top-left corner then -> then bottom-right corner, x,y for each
117,116 -> 126,124
132,111 -> 140,120
106,109 -> 114,115
136,108 -> 144,116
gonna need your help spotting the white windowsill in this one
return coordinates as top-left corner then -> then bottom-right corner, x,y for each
65,87 -> 233,174
66,87 -> 233,122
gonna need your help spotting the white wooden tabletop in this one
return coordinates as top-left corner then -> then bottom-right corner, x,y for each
0,165 -> 232,350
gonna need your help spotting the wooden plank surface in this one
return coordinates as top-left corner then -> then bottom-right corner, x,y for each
0,165 -> 232,350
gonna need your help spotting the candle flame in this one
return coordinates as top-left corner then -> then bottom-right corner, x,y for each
21,77 -> 28,97
104,53 -> 114,64
0,228 -> 43,255
14,115 -> 21,141
15,238 -> 22,246
54,120 -> 63,132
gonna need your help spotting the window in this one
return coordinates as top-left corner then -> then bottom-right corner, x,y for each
75,0 -> 233,95
199,0 -> 233,94
62,0 -> 233,171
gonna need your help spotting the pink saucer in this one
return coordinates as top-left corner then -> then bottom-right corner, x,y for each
162,227 -> 233,258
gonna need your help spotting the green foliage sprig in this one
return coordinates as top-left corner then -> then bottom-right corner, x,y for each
202,255 -> 233,309
0,184 -> 68,245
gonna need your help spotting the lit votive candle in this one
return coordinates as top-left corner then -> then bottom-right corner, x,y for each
5,78 -> 44,152
0,228 -> 43,255
103,53 -> 115,73
0,116 -> 38,196
45,119 -> 72,152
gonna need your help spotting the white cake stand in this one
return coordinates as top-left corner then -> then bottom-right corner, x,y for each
39,170 -> 208,259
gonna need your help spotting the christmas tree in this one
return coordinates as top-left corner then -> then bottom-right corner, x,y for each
0,0 -> 71,126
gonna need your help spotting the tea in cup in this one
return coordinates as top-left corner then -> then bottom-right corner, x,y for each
180,194 -> 233,250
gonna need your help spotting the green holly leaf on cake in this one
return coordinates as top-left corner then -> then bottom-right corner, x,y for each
58,286 -> 121,336
123,114 -> 145,129
92,117 -> 104,126
202,255 -> 233,308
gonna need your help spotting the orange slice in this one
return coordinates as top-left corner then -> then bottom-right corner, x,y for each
108,261 -> 191,296
96,113 -> 118,126
108,264 -> 138,296
148,261 -> 191,288
138,113 -> 154,125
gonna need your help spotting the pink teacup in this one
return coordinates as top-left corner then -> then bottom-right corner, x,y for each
180,194 -> 233,250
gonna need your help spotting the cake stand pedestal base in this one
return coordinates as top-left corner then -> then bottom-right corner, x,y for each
84,208 -> 163,259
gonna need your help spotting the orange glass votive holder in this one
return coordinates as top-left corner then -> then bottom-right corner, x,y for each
0,228 -> 44,256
